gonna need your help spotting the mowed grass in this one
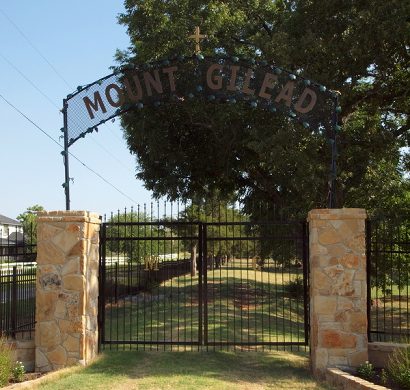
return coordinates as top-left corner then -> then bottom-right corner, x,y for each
103,258 -> 306,347
37,350 -> 333,390
369,285 -> 410,342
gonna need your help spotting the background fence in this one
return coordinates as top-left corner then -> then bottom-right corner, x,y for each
0,224 -> 37,338
103,259 -> 191,303
367,217 -> 410,343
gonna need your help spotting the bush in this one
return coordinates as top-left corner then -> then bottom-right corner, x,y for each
286,276 -> 304,298
388,346 -> 410,389
0,337 -> 13,386
12,361 -> 25,383
380,368 -> 388,386
356,361 -> 375,381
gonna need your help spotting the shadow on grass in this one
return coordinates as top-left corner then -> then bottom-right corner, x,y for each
82,350 -> 316,386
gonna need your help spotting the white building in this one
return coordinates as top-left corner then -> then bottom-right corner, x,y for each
0,214 -> 24,259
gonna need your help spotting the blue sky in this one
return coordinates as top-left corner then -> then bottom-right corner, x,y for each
0,1 -> 154,219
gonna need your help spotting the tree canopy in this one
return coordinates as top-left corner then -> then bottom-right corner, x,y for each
16,205 -> 44,244
116,0 -> 409,217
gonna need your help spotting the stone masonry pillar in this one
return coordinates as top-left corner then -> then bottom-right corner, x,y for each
35,211 -> 101,372
308,209 -> 368,377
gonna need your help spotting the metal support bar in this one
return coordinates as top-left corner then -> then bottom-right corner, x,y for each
302,221 -> 310,346
198,223 -> 203,346
62,99 -> 70,210
366,219 -> 372,341
11,266 -> 17,338
203,225 -> 208,347
328,95 -> 339,208
98,222 -> 107,350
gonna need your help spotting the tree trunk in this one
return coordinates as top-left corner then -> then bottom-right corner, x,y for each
191,244 -> 197,277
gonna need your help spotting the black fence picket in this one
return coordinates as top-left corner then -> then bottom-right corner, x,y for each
367,217 -> 410,343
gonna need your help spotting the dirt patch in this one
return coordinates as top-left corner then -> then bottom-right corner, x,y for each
232,283 -> 267,310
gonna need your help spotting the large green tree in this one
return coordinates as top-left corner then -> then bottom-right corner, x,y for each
116,0 -> 409,217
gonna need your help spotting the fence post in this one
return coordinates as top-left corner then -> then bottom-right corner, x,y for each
114,262 -> 118,303
11,266 -> 17,338
308,208 -> 368,377
366,220 -> 371,342
35,211 -> 101,372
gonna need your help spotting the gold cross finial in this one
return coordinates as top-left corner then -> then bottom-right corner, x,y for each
189,26 -> 207,54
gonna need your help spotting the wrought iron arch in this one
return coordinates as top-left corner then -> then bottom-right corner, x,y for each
61,54 -> 340,209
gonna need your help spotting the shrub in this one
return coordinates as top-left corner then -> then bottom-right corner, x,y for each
12,361 -> 25,383
356,361 -> 375,381
286,276 -> 304,298
380,368 -> 388,386
0,337 -> 13,386
388,346 -> 410,389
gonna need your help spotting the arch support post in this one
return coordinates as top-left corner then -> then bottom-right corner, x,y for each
62,99 -> 70,211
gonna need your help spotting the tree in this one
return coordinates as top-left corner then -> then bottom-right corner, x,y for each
116,0 -> 409,216
177,201 -> 254,274
16,205 -> 44,244
105,210 -> 173,263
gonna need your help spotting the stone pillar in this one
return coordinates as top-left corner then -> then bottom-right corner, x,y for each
35,211 -> 100,372
308,209 -> 368,377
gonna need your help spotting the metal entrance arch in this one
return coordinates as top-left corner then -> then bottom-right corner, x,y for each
98,205 -> 309,351
62,55 -> 341,210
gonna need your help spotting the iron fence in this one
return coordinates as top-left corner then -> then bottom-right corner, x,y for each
0,234 -> 36,264
367,217 -> 410,343
98,202 -> 309,351
0,265 -> 36,338
0,225 -> 37,338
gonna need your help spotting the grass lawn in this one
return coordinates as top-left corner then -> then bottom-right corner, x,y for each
103,258 -> 306,348
369,285 -> 410,342
37,350 -> 332,390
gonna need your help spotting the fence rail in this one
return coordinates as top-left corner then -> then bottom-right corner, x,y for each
367,217 -> 410,343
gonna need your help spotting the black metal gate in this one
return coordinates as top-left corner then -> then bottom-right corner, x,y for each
98,208 -> 309,351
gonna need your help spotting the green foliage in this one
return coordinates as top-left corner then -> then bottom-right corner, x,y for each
117,0 -> 409,217
106,211 -> 173,263
380,368 -> 388,386
11,361 -> 25,383
106,204 -> 256,262
388,346 -> 410,389
179,202 -> 252,257
16,205 -> 44,245
0,337 -> 12,387
356,361 -> 375,381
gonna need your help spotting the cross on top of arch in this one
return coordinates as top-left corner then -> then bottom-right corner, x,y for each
188,26 -> 208,54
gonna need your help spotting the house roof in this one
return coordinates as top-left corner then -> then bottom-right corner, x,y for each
0,214 -> 21,226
